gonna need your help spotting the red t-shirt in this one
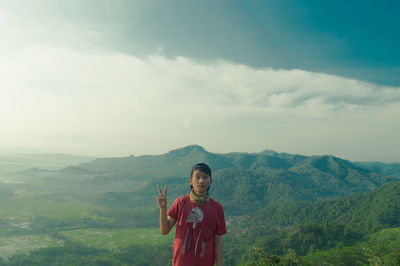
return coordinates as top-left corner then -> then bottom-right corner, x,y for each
167,194 -> 227,266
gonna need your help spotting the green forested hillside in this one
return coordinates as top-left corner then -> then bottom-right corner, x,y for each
300,227 -> 400,265
225,180 -> 400,264
0,145 -> 399,265
355,161 -> 400,178
78,145 -> 393,217
250,180 -> 400,233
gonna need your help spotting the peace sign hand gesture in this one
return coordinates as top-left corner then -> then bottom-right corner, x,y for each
156,185 -> 168,209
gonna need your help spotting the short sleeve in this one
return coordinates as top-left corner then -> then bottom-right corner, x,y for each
215,204 -> 227,235
167,197 -> 180,220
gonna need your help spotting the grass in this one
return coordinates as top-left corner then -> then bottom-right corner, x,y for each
0,234 -> 63,259
0,197 -> 103,219
59,228 -> 175,250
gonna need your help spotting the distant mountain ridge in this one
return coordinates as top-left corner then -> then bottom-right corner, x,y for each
354,161 -> 400,177
80,144 -> 390,177
75,145 -> 396,216
79,145 -> 233,178
0,151 -> 95,173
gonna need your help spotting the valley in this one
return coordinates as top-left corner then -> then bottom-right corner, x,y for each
0,146 -> 399,265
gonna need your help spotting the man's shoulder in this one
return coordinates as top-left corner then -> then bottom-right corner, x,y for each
168,194 -> 190,217
209,198 -> 224,209
174,194 -> 190,204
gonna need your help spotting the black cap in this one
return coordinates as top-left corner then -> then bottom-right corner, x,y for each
190,163 -> 212,178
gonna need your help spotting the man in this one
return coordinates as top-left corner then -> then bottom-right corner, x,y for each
157,163 -> 227,266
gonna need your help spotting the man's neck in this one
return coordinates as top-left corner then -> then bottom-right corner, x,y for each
196,191 -> 206,197
190,189 -> 210,206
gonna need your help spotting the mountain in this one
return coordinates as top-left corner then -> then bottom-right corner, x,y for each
5,145 -> 395,226
354,161 -> 400,178
0,151 -> 95,173
250,180 -> 400,233
202,153 -> 391,214
80,145 -> 232,178
58,166 -> 101,175
223,180 -> 400,263
78,145 -> 395,216
1,145 -> 399,264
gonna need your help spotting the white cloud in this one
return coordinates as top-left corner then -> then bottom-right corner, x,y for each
0,1 -> 399,162
1,44 -> 399,162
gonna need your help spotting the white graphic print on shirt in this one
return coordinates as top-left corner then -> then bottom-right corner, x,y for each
186,206 -> 204,229
182,207 -> 206,256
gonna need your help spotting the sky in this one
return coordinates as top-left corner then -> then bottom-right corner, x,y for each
0,0 -> 399,162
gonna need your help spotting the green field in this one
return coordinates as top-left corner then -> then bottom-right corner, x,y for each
0,197 -> 103,219
60,228 -> 174,250
0,228 -> 174,259
0,235 -> 63,259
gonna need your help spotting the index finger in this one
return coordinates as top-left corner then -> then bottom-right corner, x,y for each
164,185 -> 168,196
157,185 -> 162,195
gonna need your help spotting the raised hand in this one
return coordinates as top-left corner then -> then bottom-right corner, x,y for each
156,185 -> 168,209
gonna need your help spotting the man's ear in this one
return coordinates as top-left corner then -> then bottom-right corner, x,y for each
210,179 -> 213,184
189,177 -> 193,186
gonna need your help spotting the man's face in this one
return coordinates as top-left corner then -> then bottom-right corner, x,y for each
190,169 -> 212,194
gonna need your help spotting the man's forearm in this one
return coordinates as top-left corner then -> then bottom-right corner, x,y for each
215,235 -> 223,266
159,207 -> 170,234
